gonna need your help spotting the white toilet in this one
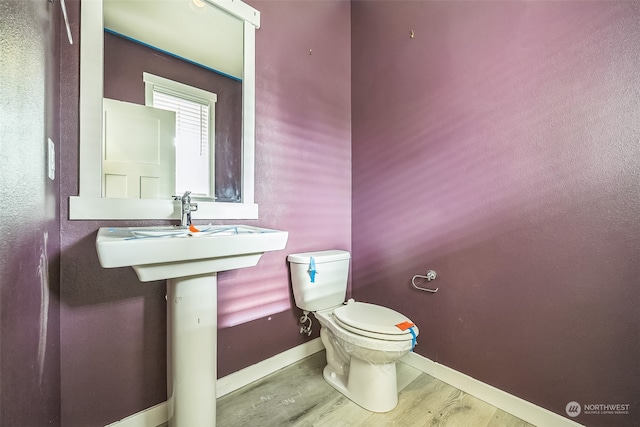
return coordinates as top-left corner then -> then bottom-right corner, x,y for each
288,250 -> 419,412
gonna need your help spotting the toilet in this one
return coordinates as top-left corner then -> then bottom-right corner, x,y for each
288,250 -> 419,412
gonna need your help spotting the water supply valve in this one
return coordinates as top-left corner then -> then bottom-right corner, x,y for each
299,311 -> 313,336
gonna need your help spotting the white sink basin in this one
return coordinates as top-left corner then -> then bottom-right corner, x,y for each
96,224 -> 289,281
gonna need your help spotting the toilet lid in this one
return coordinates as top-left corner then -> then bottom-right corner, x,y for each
333,302 -> 417,339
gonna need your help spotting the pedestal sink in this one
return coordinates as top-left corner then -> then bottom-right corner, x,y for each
96,225 -> 288,426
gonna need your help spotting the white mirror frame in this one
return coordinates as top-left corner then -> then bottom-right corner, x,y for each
70,0 -> 260,220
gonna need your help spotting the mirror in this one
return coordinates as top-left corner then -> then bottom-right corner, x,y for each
70,0 -> 260,220
103,0 -> 242,201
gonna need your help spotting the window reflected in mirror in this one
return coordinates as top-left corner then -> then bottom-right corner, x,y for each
144,73 -> 217,199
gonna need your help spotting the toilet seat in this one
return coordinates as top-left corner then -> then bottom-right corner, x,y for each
333,302 -> 418,342
314,309 -> 415,353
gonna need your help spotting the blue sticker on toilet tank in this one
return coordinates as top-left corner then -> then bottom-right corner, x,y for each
308,257 -> 317,283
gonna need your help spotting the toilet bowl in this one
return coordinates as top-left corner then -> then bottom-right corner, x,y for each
287,250 -> 419,413
314,301 -> 418,412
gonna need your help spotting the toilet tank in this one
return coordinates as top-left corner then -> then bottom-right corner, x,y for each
288,250 -> 350,312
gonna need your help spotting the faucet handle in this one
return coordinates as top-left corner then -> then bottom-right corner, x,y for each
182,191 -> 197,211
172,191 -> 192,201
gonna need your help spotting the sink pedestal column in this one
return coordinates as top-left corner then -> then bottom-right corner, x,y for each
167,273 -> 217,427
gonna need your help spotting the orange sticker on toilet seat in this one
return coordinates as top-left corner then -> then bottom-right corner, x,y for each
396,321 -> 415,331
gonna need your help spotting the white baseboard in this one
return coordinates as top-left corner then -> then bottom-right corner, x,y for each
217,337 -> 325,397
104,401 -> 168,427
401,352 -> 585,427
105,338 -> 325,427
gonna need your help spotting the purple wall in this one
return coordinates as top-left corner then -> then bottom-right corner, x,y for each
59,0 -> 350,425
12,0 -> 636,425
351,2 -> 640,426
0,0 -> 61,425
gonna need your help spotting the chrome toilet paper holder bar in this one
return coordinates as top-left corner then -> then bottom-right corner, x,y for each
412,270 -> 438,293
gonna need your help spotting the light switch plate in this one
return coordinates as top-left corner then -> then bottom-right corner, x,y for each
47,138 -> 55,180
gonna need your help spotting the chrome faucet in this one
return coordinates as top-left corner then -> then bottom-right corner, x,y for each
175,191 -> 198,227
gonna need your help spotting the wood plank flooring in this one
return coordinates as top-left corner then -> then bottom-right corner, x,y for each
216,351 -> 537,427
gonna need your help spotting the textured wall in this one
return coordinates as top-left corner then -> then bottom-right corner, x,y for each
59,0 -> 351,425
351,2 -> 640,426
0,0 -> 61,425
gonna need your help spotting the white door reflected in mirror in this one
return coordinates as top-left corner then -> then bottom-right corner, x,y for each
102,98 -> 175,198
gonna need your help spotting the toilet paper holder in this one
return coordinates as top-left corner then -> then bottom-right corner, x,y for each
412,270 -> 438,293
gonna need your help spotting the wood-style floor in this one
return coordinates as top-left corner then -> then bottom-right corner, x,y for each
217,351 -> 537,427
